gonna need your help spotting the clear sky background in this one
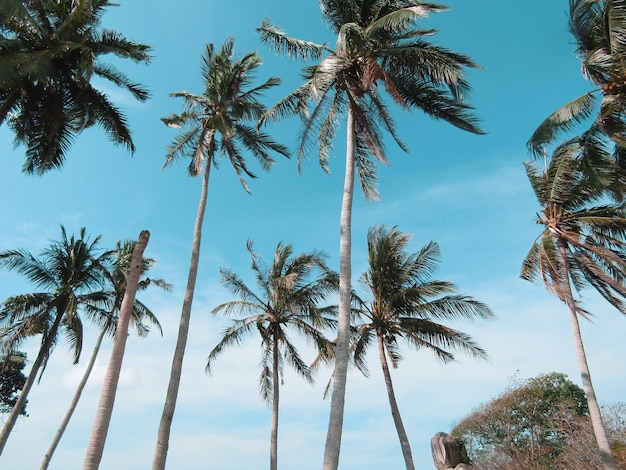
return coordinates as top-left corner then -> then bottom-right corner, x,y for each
1,1 -> 625,469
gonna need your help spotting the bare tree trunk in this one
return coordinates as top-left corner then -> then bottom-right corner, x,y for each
152,157 -> 212,470
377,334 -> 415,470
323,106 -> 355,470
83,230 -> 150,470
0,303 -> 67,456
40,323 -> 108,470
270,333 -> 279,470
557,240 -> 617,470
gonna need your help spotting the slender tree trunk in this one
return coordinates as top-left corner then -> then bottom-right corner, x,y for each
40,322 -> 108,470
557,240 -> 617,470
83,230 -> 150,470
323,106 -> 356,470
153,156 -> 212,470
0,302 -> 67,456
270,334 -> 279,470
377,334 -> 415,470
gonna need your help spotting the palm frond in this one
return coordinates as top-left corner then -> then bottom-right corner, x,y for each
257,20 -> 328,60
528,92 -> 598,157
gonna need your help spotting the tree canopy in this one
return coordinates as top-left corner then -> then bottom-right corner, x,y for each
451,372 -> 624,469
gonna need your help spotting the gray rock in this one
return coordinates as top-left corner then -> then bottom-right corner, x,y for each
431,432 -> 473,470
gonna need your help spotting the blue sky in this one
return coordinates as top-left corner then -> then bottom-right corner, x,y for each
1,1 -> 625,469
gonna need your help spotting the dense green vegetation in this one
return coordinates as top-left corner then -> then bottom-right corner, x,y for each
453,372 -> 626,469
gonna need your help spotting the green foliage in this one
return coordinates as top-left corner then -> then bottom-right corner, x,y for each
452,372 -> 593,469
0,0 -> 152,173
207,240 -> 338,404
258,0 -> 484,200
161,38 -> 289,188
0,352 -> 27,416
352,225 -> 493,370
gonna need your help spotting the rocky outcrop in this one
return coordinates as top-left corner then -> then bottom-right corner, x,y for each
431,432 -> 473,470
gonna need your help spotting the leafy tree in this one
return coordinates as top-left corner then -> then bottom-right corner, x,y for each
152,38 -> 289,470
41,237 -> 170,470
351,226 -> 492,470
452,373 -> 626,470
206,241 -> 338,470
521,137 -> 626,469
0,352 -> 27,416
453,372 -> 590,469
0,226 -> 112,456
257,3 -> 483,466
0,0 -> 151,174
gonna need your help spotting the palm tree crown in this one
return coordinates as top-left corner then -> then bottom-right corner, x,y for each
0,0 -> 151,174
0,226 -> 112,364
259,0 -> 483,198
354,225 -> 492,366
528,0 -> 626,170
521,136 -> 626,312
161,37 -> 289,189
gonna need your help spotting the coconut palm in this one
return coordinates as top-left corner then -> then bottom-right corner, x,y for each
521,136 -> 626,470
207,240 -> 337,470
0,0 -> 151,174
0,226 -> 112,456
349,225 -> 492,470
152,38 -> 289,470
257,3 -> 483,466
41,237 -> 170,470
83,230 -> 150,469
528,0 -> 626,177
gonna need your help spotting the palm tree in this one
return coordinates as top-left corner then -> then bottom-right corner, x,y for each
152,38 -> 289,470
0,226 -> 112,456
41,237 -> 170,470
206,240 -> 338,470
0,0 -> 151,174
521,136 -> 626,470
257,3 -> 483,466
528,0 -> 626,174
350,225 -> 492,470
83,230 -> 150,469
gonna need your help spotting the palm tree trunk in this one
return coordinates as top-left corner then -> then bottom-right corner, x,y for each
83,230 -> 150,470
270,334 -> 279,470
376,334 -> 415,470
0,302 -> 67,456
152,155 -> 213,470
40,322 -> 108,470
323,105 -> 356,470
557,240 -> 617,470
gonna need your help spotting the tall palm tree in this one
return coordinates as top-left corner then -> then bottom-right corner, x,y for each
521,136 -> 626,470
528,0 -> 626,175
0,0 -> 151,174
351,225 -> 492,470
206,240 -> 338,470
83,230 -> 150,469
257,3 -> 483,467
0,226 -> 112,456
40,238 -> 170,470
152,38 -> 289,470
